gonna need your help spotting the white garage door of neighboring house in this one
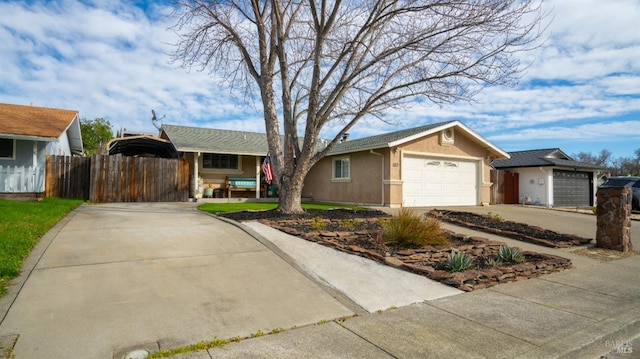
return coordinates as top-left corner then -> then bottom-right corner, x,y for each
402,155 -> 478,207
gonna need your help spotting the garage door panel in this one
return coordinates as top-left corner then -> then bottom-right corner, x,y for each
403,156 -> 478,207
553,170 -> 592,207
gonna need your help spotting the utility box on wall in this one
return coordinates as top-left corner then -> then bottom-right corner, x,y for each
596,186 -> 633,252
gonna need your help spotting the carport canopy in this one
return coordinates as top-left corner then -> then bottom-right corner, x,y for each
107,135 -> 178,158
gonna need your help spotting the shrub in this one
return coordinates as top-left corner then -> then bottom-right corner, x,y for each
446,251 -> 474,272
380,208 -> 448,248
487,211 -> 503,222
310,216 -> 326,230
339,219 -> 361,229
497,245 -> 524,263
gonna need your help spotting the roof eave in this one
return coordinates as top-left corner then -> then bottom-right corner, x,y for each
175,147 -> 266,157
0,133 -> 59,142
65,114 -> 84,154
387,120 -> 510,159
328,143 -> 389,156
493,164 -> 555,169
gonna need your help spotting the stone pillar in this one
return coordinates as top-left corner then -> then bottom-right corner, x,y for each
596,186 -> 633,252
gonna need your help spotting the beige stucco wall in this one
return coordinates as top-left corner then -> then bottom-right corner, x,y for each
303,149 -> 389,205
304,128 -> 496,207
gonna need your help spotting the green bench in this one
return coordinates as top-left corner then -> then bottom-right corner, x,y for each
225,176 -> 258,193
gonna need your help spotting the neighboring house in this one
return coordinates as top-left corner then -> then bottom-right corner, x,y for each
161,121 -> 510,207
491,148 -> 606,208
0,103 -> 83,193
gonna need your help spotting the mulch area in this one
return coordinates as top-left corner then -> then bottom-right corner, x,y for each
429,209 -> 593,248
219,208 -> 573,292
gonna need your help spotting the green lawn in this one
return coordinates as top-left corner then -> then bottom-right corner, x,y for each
198,202 -> 356,214
0,197 -> 83,296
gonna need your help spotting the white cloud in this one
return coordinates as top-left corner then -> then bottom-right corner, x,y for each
488,121 -> 640,141
0,0 -> 638,159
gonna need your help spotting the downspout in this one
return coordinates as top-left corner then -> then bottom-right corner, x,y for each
538,167 -> 549,208
370,150 -> 384,206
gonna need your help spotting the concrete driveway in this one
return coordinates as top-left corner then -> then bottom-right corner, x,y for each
0,203 -> 353,358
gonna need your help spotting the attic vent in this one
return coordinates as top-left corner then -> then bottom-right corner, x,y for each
440,128 -> 454,146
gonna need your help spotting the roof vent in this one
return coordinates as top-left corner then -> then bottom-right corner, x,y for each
440,128 -> 454,146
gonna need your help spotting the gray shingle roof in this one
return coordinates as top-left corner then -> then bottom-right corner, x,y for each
161,124 -> 271,155
492,148 -> 606,170
328,121 -> 456,155
162,122 -> 457,156
161,120 -> 509,160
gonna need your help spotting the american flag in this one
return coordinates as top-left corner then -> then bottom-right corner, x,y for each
262,153 -> 273,184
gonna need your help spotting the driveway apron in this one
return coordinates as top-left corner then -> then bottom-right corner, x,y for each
0,203 -> 352,359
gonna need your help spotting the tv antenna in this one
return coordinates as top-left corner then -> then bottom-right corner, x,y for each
151,109 -> 165,130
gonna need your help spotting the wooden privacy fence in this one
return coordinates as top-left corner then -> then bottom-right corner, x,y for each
46,155 -> 189,202
45,156 -> 91,199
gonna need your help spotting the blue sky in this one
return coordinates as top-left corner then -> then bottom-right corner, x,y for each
1,0 -> 639,160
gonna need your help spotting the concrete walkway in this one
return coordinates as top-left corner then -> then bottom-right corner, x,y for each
242,222 -> 461,313
1,203 -> 639,358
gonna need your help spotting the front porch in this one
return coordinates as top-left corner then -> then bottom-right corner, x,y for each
184,152 -> 275,200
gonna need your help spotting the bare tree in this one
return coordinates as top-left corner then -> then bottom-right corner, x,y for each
612,150 -> 640,176
572,149 -> 613,168
169,0 -> 546,213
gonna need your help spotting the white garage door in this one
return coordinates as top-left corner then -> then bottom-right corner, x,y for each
402,156 -> 478,207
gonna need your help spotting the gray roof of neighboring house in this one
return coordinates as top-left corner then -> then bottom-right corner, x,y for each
492,148 -> 606,170
161,124 -> 272,155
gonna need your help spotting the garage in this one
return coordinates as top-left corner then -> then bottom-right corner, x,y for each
553,170 -> 592,207
402,155 -> 478,207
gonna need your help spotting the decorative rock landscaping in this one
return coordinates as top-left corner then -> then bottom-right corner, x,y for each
257,216 -> 572,292
429,209 -> 593,248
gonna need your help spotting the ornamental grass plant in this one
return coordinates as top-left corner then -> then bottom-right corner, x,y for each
381,208 -> 448,248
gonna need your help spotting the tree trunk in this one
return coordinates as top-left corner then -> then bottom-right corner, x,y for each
276,169 -> 306,214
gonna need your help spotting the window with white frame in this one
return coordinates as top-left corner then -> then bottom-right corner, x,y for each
333,156 -> 350,180
203,153 -> 239,169
0,138 -> 15,159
